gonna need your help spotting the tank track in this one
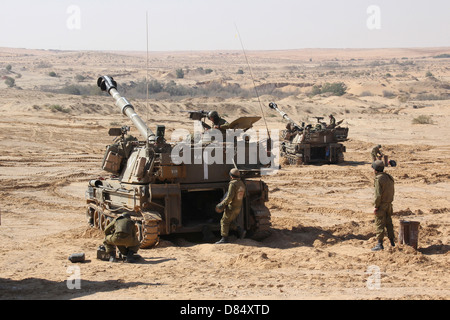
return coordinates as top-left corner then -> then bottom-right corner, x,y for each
284,153 -> 303,165
138,214 -> 160,249
249,203 -> 272,240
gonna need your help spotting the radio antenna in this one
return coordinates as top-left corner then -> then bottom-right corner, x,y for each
234,22 -> 270,139
146,11 -> 150,123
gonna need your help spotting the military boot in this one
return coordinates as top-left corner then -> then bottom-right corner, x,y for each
371,241 -> 384,251
124,251 -> 137,263
236,226 -> 246,240
389,238 -> 396,247
215,236 -> 229,244
108,252 -> 118,262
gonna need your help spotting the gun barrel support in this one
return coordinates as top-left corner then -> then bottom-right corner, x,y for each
98,76 -> 156,142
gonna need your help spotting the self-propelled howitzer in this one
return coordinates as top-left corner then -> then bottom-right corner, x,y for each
85,76 -> 271,248
268,102 -> 348,165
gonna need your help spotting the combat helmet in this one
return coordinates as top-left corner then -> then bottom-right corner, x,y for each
230,168 -> 240,178
372,160 -> 385,172
208,111 -> 219,121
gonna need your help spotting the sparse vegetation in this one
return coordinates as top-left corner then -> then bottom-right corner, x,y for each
49,104 -> 70,113
4,76 -> 15,87
382,90 -> 396,98
433,53 -> 450,59
415,93 -> 448,100
48,71 -> 57,77
360,91 -> 373,97
412,115 -> 434,125
5,65 -> 12,72
175,68 -> 184,79
309,82 -> 347,97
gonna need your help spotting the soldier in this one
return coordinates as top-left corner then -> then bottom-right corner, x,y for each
215,168 -> 246,244
208,111 -> 230,132
371,145 -> 384,162
103,213 -> 141,262
328,114 -> 336,128
371,160 -> 395,251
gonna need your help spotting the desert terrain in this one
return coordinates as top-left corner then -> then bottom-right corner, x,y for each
0,47 -> 449,301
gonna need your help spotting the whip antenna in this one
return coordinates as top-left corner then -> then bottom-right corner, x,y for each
234,23 -> 270,139
146,11 -> 150,124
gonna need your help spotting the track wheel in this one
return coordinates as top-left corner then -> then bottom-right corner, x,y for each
140,218 -> 160,249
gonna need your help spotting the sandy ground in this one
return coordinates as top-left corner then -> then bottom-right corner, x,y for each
0,47 -> 449,301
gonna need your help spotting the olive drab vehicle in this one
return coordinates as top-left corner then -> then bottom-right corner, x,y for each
85,76 -> 272,248
268,102 -> 348,165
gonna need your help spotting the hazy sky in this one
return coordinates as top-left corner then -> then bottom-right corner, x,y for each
0,0 -> 449,51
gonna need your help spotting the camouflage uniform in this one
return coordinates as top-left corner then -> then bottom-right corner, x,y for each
371,145 -> 383,161
329,115 -> 336,128
213,118 -> 230,133
103,215 -> 140,256
373,171 -> 395,243
217,179 -> 246,237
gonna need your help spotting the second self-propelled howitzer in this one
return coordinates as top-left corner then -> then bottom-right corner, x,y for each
85,76 -> 271,248
268,102 -> 348,165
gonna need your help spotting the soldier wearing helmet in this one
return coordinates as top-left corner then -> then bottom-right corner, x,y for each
208,111 -> 230,132
371,160 -> 395,251
215,168 -> 246,244
371,144 -> 384,162
328,114 -> 336,128
102,213 -> 141,262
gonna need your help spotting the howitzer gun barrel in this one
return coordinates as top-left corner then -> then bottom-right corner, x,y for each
98,76 -> 156,142
268,102 -> 302,130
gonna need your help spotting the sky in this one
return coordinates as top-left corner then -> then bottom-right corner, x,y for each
0,0 -> 449,51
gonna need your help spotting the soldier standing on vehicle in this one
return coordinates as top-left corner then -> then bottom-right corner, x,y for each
103,213 -> 141,262
215,168 -> 246,244
328,114 -> 336,128
371,145 -> 384,161
371,160 -> 395,251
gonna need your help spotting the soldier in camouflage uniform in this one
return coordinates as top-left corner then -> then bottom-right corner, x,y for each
215,168 -> 246,244
371,160 -> 395,251
103,213 -> 141,262
208,111 -> 230,133
371,145 -> 384,162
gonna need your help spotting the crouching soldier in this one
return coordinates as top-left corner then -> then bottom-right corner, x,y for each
103,213 -> 141,263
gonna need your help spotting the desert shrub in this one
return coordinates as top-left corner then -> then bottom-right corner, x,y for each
236,69 -> 244,74
382,90 -> 396,98
49,104 -> 70,113
75,75 -> 86,82
360,91 -> 373,97
433,54 -> 450,59
48,71 -> 57,77
4,76 -> 15,87
412,115 -> 434,124
309,85 -> 322,96
415,93 -> 448,100
5,65 -> 12,72
321,82 -> 347,96
425,71 -> 433,77
175,68 -> 184,79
